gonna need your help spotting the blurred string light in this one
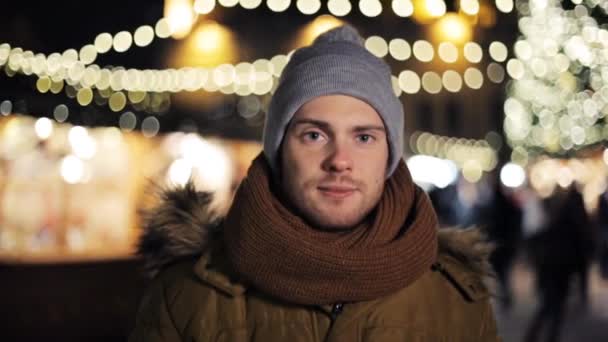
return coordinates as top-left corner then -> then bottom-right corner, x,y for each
60,155 -> 85,184
0,4 -> 514,112
412,0 -> 447,23
0,100 -> 12,115
166,133 -> 233,193
397,67 -> 492,94
495,0 -> 514,13
505,0 -> 608,155
500,162 -> 526,188
69,126 -> 97,160
164,0 -> 196,39
407,155 -> 459,189
529,156 -> 607,201
0,40 -> 506,111
431,13 -> 472,44
34,117 -> 53,139
460,0 -> 480,15
409,131 -> 498,177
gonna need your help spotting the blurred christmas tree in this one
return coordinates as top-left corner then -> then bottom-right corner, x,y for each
505,0 -> 608,161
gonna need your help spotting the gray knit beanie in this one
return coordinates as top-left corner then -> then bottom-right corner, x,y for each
263,24 -> 404,178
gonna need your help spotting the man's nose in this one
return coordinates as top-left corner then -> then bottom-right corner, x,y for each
322,141 -> 353,173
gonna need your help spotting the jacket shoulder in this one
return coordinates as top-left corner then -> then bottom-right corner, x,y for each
131,257 -> 245,342
435,227 -> 495,301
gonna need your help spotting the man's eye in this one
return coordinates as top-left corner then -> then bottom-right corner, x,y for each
357,134 -> 374,143
304,132 -> 322,140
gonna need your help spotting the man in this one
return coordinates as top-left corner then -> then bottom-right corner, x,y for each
130,25 -> 500,341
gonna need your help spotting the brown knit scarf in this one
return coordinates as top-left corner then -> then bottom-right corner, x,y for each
223,153 -> 438,305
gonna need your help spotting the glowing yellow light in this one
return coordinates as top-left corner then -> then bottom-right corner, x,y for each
270,55 -> 289,77
119,111 -> 137,131
36,76 -> 51,93
392,0 -> 414,17
365,36 -> 389,58
413,40 -> 434,62
61,155 -> 85,184
68,62 -> 85,83
399,70 -> 421,94
487,62 -> 505,83
464,42 -> 483,63
110,69 -> 125,91
297,0 -> 322,14
142,116 -> 160,137
155,18 -> 173,39
35,117 -> 53,140
0,44 -> 10,66
69,126 -> 97,160
77,88 -> 93,106
463,160 -> 482,182
170,20 -> 237,87
253,58 -> 273,75
53,104 -> 69,122
460,0 -> 479,15
489,41 -> 508,62
61,49 -> 78,68
234,63 -> 254,85
514,40 -> 533,61
243,0 -> 263,8
194,0 -> 216,13
79,44 -> 97,65
128,91 -> 147,103
464,67 -> 484,89
506,58 -> 525,79
96,69 -> 111,90
134,25 -> 155,47
94,33 -> 113,53
164,0 -> 195,39
219,0 -> 239,6
109,92 -> 127,112
496,0 -> 514,13
186,21 -> 235,59
295,15 -> 344,48
413,0 -> 445,23
359,0 -> 383,17
113,31 -> 133,53
442,70 -> 463,92
433,13 -> 472,45
50,80 -> 64,94
168,158 -> 193,186
327,0 -> 351,16
389,39 -> 411,61
438,42 -> 458,63
422,71 -> 442,94
427,0 -> 446,16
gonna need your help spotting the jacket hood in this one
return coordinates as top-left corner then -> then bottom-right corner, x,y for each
137,183 -> 494,279
137,182 -> 223,278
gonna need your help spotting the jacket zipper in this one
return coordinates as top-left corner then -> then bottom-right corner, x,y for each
330,303 -> 344,320
324,303 -> 344,342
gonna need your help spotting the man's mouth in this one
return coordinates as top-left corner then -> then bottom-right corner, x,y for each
317,185 -> 357,199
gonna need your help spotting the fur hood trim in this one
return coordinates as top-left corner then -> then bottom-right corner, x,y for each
137,182 -> 222,278
137,183 -> 494,279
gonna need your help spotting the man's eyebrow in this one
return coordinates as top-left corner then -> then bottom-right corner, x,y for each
290,118 -> 330,130
290,118 -> 386,133
353,125 -> 386,133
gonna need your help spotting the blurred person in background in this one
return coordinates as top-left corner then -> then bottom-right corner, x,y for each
596,190 -> 608,279
128,25 -> 500,341
484,178 -> 523,311
524,186 -> 595,342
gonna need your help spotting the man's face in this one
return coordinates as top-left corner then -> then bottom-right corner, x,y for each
280,94 -> 389,230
